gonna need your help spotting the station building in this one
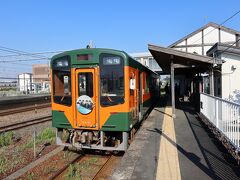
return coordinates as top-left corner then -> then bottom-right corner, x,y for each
134,22 -> 240,104
207,43 -> 240,103
169,22 -> 240,102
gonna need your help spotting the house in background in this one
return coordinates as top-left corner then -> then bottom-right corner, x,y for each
18,73 -> 32,93
130,52 -> 162,73
32,64 -> 50,93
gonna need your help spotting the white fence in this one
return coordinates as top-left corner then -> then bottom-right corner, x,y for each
200,93 -> 240,151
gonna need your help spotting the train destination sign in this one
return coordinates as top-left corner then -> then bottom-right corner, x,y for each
103,56 -> 121,65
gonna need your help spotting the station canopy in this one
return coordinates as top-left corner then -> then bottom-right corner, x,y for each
148,44 -> 222,74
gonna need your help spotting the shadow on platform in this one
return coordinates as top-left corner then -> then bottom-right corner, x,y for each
177,100 -> 239,179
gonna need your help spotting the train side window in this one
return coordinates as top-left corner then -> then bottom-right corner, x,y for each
146,75 -> 150,93
78,73 -> 93,97
53,70 -> 72,106
100,53 -> 124,107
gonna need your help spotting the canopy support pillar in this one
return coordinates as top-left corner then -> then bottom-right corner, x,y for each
171,60 -> 176,118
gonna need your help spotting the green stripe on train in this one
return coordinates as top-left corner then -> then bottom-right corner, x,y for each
52,110 -> 72,129
101,99 -> 155,132
101,112 -> 136,132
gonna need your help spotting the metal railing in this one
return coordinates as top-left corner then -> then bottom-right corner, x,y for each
200,93 -> 240,151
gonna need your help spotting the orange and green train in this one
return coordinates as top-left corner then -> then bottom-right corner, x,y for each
51,48 -> 160,151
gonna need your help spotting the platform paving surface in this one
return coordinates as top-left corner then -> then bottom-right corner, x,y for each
175,104 -> 240,180
111,98 -> 166,180
111,98 -> 240,180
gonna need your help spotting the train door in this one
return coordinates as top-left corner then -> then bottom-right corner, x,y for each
138,72 -> 143,120
75,68 -> 98,128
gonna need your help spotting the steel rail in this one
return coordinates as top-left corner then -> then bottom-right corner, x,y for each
49,154 -> 116,180
92,155 -> 116,180
48,154 -> 82,180
0,115 -> 52,133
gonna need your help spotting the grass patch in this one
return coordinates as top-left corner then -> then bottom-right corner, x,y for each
0,155 -> 8,174
67,164 -> 82,180
26,172 -> 35,180
0,153 -> 25,175
89,157 -> 98,164
22,128 -> 55,150
0,131 -> 14,147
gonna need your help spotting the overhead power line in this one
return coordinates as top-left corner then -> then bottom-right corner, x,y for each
191,9 -> 240,45
220,38 -> 240,54
221,10 -> 240,25
209,38 -> 240,63
0,57 -> 50,62
216,38 -> 240,62
0,50 -> 65,58
0,45 -> 48,59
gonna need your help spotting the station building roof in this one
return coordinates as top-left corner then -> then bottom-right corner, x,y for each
148,44 -> 222,74
207,42 -> 240,57
169,22 -> 240,48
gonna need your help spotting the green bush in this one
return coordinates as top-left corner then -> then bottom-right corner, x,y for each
0,132 -> 14,147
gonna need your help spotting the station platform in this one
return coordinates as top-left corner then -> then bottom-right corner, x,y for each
0,94 -> 50,109
0,94 -> 50,101
111,97 -> 240,180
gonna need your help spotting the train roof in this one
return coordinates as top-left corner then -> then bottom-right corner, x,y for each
51,48 -> 126,59
51,48 -> 158,75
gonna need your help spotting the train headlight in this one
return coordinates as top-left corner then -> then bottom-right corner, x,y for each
56,60 -> 69,67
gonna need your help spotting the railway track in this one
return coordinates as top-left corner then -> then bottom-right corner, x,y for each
0,103 -> 51,116
49,154 -> 121,180
0,115 -> 52,133
93,155 -> 120,180
49,154 -> 82,180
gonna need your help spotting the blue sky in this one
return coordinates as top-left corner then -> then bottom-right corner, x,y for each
0,0 -> 239,77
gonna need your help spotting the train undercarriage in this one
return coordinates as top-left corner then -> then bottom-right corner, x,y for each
56,128 -> 129,151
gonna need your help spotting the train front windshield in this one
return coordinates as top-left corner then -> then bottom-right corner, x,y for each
100,54 -> 124,106
52,56 -> 72,106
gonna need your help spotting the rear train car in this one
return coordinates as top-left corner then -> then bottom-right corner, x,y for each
51,48 -> 160,151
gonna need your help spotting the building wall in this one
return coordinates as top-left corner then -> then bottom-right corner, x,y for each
220,30 -> 236,42
32,64 -> 50,83
220,53 -> 240,103
130,52 -> 161,72
172,25 -> 239,56
18,73 -> 32,92
203,26 -> 219,44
